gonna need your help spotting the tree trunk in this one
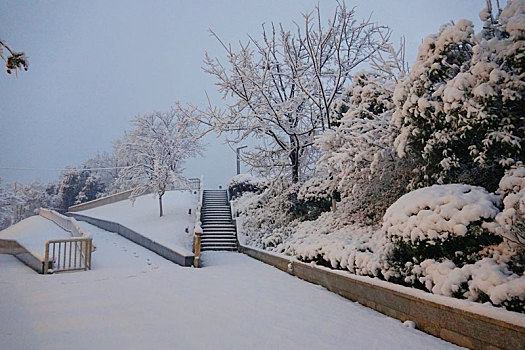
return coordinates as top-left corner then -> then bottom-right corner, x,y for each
289,138 -> 300,184
292,160 -> 299,183
159,195 -> 164,217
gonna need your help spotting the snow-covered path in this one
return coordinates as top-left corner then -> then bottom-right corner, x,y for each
0,222 -> 459,349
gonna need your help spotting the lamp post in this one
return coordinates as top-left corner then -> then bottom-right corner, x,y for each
236,146 -> 247,175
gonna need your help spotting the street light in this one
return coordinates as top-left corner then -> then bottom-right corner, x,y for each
236,146 -> 247,175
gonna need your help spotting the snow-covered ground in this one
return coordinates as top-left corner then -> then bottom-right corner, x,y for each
0,215 -> 72,258
77,190 -> 197,253
0,220 -> 459,349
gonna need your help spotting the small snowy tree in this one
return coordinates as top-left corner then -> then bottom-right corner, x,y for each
115,110 -> 202,217
179,2 -> 390,183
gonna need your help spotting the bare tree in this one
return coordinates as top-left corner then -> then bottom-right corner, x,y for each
179,2 -> 390,183
115,109 -> 202,217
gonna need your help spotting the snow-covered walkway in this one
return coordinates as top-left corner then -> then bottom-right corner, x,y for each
0,221 -> 458,349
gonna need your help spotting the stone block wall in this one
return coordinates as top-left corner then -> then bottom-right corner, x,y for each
240,244 -> 525,350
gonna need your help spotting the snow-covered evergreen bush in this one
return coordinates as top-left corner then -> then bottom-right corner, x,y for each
394,1 -> 525,191
228,174 -> 262,200
383,184 -> 502,270
486,164 -> 525,249
293,178 -> 333,221
380,183 -> 525,312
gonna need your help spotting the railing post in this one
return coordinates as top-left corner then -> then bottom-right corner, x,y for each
194,228 -> 202,268
44,242 -> 50,274
87,239 -> 92,270
84,240 -> 89,271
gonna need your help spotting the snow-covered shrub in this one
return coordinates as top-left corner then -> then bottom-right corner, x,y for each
233,180 -> 295,249
383,184 -> 503,282
281,213 -> 391,275
316,71 -> 411,225
379,183 -> 525,311
228,174 -> 262,200
294,178 -> 334,221
337,154 -> 413,225
486,165 -> 525,249
394,0 -> 525,191
418,257 -> 525,312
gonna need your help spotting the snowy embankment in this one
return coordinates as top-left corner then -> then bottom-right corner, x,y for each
0,220 -> 458,350
77,190 -> 196,254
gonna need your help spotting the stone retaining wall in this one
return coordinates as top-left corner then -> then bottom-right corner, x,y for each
68,190 -> 134,212
68,213 -> 194,267
239,244 -> 525,350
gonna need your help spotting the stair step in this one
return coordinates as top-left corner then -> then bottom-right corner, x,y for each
201,234 -> 236,238
201,242 -> 236,246
202,226 -> 235,231
201,237 -> 237,244
201,247 -> 237,251
201,243 -> 237,248
202,230 -> 236,234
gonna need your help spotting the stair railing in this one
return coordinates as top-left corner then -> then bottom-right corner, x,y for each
44,237 -> 93,274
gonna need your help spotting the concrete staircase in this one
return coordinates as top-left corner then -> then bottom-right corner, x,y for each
200,190 -> 237,251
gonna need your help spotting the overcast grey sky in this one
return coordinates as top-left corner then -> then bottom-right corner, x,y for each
0,0 -> 483,188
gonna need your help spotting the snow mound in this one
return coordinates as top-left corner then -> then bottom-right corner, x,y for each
383,184 -> 501,243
